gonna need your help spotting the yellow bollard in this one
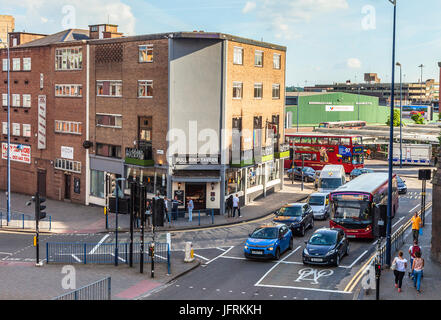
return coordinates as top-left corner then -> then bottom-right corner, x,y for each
190,248 -> 194,259
33,236 -> 37,247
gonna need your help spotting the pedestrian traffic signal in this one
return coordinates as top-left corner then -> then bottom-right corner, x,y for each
375,263 -> 381,277
36,195 -> 47,221
149,243 -> 155,258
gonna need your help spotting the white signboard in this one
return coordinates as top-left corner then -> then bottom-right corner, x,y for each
325,105 -> 354,112
38,95 -> 46,149
2,143 -> 31,164
61,146 -> 74,160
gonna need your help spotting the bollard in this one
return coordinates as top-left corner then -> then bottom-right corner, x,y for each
211,209 -> 214,224
198,210 -> 201,226
184,242 -> 195,263
22,214 -> 25,229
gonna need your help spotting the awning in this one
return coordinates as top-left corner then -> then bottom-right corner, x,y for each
172,170 -> 221,183
172,177 -> 221,183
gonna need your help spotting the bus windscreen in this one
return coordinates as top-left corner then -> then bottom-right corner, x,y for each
333,200 -> 371,224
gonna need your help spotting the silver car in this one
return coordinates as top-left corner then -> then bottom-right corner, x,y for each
307,193 -> 330,220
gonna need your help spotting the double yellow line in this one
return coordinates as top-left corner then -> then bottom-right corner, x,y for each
344,202 -> 432,293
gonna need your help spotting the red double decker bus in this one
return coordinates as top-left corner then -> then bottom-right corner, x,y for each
284,133 -> 364,174
329,172 -> 399,239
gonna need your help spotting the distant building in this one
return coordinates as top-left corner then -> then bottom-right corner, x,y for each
0,15 -> 14,47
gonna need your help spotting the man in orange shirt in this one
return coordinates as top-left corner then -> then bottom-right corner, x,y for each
411,212 -> 422,242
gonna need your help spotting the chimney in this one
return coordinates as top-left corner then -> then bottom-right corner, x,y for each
89,24 -> 123,39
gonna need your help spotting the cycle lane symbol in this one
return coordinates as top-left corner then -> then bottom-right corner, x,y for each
294,268 -> 334,285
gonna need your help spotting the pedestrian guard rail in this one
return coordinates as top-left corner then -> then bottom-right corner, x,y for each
0,210 -> 51,230
53,277 -> 111,300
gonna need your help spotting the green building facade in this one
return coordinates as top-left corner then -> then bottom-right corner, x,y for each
285,92 -> 391,127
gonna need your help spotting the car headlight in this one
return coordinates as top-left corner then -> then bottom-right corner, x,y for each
303,248 -> 309,255
326,249 -> 337,256
244,245 -> 248,250
268,246 -> 274,251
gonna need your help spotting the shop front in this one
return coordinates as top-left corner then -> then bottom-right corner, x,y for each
89,155 -> 124,206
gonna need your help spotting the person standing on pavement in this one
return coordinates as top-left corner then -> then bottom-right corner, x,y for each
412,251 -> 424,293
171,195 -> 182,221
392,250 -> 407,293
232,194 -> 240,218
411,212 -> 422,242
226,195 -> 233,217
408,239 -> 422,278
163,197 -> 171,226
187,197 -> 194,222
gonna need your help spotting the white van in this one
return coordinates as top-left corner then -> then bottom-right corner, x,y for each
307,192 -> 330,220
318,165 -> 346,193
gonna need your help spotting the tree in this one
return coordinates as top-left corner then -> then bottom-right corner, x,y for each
411,113 -> 425,124
386,109 -> 402,127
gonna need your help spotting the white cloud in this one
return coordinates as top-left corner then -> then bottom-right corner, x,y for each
3,0 -> 136,36
347,58 -> 362,69
242,1 -> 256,14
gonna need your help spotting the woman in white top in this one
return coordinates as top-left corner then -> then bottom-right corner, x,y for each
392,250 -> 407,293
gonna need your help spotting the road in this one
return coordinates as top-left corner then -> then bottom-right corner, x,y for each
0,164 -> 432,300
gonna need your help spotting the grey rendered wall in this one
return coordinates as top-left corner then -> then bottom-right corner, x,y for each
169,38 -> 223,154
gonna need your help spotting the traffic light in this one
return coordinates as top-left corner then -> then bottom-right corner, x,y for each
148,243 -> 155,258
111,177 -> 117,196
375,263 -> 381,278
36,195 -> 46,221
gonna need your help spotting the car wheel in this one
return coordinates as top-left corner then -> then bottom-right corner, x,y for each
274,248 -> 281,260
335,253 -> 340,267
289,237 -> 293,250
345,244 -> 349,256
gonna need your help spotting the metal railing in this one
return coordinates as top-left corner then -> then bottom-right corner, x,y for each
0,210 -> 51,230
53,277 -> 111,300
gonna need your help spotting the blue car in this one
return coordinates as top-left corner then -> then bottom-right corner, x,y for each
287,167 -> 315,182
244,223 -> 293,260
350,168 -> 374,179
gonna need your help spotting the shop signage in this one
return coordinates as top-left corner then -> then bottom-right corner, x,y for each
74,178 -> 81,194
175,154 -> 219,165
157,149 -> 164,155
61,146 -> 74,160
126,148 -> 146,160
2,143 -> 31,164
38,95 -> 46,149
325,105 -> 354,112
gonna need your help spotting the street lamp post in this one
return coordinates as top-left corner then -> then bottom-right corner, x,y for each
418,64 -> 424,104
114,177 -> 125,266
385,0 -> 397,267
396,62 -> 403,168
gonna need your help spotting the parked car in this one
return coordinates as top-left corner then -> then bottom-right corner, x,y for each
302,228 -> 349,267
307,192 -> 330,220
287,166 -> 315,182
244,223 -> 293,260
273,203 -> 314,237
397,175 -> 407,194
349,168 -> 374,179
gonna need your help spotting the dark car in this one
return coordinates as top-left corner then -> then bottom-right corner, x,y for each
397,175 -> 407,194
273,203 -> 314,237
244,223 -> 293,260
302,228 -> 349,267
287,167 -> 315,182
350,168 -> 374,179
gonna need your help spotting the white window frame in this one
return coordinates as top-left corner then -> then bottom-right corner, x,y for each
55,158 -> 82,174
22,94 -> 31,108
23,58 -> 31,71
254,83 -> 263,99
2,94 -> 8,107
22,124 -> 31,137
272,84 -> 280,99
139,44 -> 154,63
232,82 -> 243,99
96,80 -> 122,97
55,84 -> 83,97
55,120 -> 82,135
12,123 -> 20,136
233,47 -> 243,65
138,80 -> 153,98
12,94 -> 20,107
96,113 -> 123,128
273,53 -> 281,69
254,50 -> 263,67
2,59 -> 8,71
55,47 -> 83,71
2,122 -> 7,135
12,58 -> 20,71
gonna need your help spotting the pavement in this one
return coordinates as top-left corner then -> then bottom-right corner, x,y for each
359,210 -> 441,300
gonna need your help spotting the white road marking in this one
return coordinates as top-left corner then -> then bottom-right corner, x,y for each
410,205 -> 420,212
344,250 -> 368,269
255,283 -> 350,294
71,254 -> 82,263
193,253 -> 210,261
89,234 -> 110,254
109,252 -> 126,262
0,252 -> 12,255
393,217 -> 405,228
205,246 -> 234,265
216,247 -> 226,252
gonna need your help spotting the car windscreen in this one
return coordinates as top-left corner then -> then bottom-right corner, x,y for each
308,232 -> 337,246
333,200 -> 371,223
250,227 -> 278,239
308,196 -> 325,206
278,206 -> 302,217
397,176 -> 403,184
320,178 -> 343,189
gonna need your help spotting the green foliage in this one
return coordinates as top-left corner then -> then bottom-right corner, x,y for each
386,109 -> 402,127
411,113 -> 425,124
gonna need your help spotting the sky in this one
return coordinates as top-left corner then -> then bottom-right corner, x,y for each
2,0 -> 441,87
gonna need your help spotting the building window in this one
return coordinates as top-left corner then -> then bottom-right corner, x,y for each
22,94 -> 31,108
272,84 -> 280,99
55,47 -> 83,70
55,158 -> 81,173
2,94 -> 7,106
23,58 -> 31,71
233,82 -> 243,99
139,45 -> 153,63
96,114 -> 122,128
96,80 -> 122,97
138,80 -> 153,98
96,143 -> 122,158
55,120 -> 82,135
254,83 -> 263,99
22,124 -> 31,137
12,58 -> 20,71
2,122 -> 7,135
254,50 -> 263,67
90,170 -> 105,198
12,94 -> 20,107
55,84 -> 83,97
12,123 -> 20,136
2,59 -> 8,71
273,53 -> 281,69
233,47 -> 243,65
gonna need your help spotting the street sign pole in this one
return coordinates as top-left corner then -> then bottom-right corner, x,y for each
140,184 -> 145,274
35,193 -> 40,265
129,181 -> 135,267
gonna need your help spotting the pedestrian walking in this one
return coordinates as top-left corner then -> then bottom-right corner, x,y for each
171,195 -> 182,221
187,197 -> 194,222
411,212 -> 422,242
412,251 -> 424,293
408,239 -> 422,278
163,197 -> 171,226
232,194 -> 240,218
392,251 -> 407,293
226,195 -> 233,217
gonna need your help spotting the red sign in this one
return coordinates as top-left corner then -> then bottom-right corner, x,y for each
2,143 -> 31,164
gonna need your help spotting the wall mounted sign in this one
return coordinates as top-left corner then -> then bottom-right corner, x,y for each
2,143 -> 31,164
38,95 -> 46,149
325,105 -> 354,112
61,146 -> 74,160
